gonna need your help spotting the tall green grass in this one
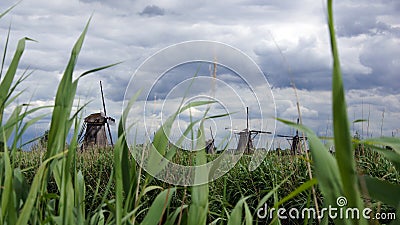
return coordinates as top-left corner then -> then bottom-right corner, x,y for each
12,149 -> 399,224
0,1 -> 399,224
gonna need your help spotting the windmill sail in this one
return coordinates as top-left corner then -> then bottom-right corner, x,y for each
100,80 -> 114,146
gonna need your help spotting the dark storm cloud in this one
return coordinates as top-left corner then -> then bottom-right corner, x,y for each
255,36 -> 332,90
254,0 -> 400,93
139,5 -> 165,17
257,32 -> 400,93
357,37 -> 400,93
335,2 -> 400,38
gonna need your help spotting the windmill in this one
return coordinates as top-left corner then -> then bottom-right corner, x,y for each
227,107 -> 271,154
78,81 -> 115,150
277,118 -> 307,155
205,126 -> 216,154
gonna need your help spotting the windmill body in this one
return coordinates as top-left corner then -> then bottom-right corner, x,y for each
229,107 -> 271,154
80,113 -> 109,150
236,129 -> 253,154
276,118 -> 307,155
78,81 -> 115,151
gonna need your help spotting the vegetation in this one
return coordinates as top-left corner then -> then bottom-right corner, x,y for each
12,149 -> 398,224
0,0 -> 399,224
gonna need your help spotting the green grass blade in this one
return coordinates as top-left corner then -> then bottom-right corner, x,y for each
361,176 -> 400,208
1,105 -> 47,145
0,24 -> 11,80
243,201 -> 252,225
227,196 -> 251,225
112,91 -> 140,224
12,168 -> 28,221
275,178 -> 317,207
90,210 -> 105,225
114,133 -> 126,225
79,61 -> 123,79
0,1 -> 20,20
14,114 -> 46,148
188,124 -> 209,225
140,187 -> 177,225
4,68 -> 33,108
277,118 -> 348,225
0,37 -> 32,123
120,203 -> 143,223
1,134 -> 17,224
362,137 -> 400,154
16,151 -> 66,225
327,1 -> 365,219
75,170 -> 86,224
178,100 -> 216,114
45,17 -> 91,159
146,100 -> 217,180
164,204 -> 188,225
1,105 -> 22,141
256,171 -> 294,210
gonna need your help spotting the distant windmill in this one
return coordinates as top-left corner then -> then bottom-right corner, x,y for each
205,126 -> 216,154
78,81 -> 115,150
227,107 -> 271,154
277,118 -> 307,155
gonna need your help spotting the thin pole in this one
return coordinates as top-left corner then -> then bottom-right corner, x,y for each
246,107 -> 249,153
381,109 -> 385,137
362,99 -> 364,138
246,107 -> 249,131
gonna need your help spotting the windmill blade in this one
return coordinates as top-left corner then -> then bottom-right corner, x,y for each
77,122 -> 87,144
277,134 -> 294,138
277,134 -> 308,141
250,129 -> 272,134
210,126 -> 214,140
225,127 -> 241,133
100,80 -> 114,146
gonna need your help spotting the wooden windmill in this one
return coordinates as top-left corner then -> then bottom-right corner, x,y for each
78,81 -> 115,150
205,127 -> 216,154
277,118 -> 307,155
227,107 -> 271,154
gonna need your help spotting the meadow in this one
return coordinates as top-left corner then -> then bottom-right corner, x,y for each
1,0 -> 400,224
12,148 -> 399,224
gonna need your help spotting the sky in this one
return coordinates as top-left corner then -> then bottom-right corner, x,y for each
0,0 -> 399,150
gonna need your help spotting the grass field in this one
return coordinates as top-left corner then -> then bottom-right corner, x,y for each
1,0 -> 399,224
11,148 -> 399,224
